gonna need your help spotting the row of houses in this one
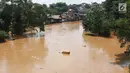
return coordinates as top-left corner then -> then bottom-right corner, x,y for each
48,9 -> 85,24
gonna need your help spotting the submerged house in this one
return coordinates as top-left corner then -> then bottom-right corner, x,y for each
62,9 -> 82,21
48,15 -> 62,24
47,9 -> 86,24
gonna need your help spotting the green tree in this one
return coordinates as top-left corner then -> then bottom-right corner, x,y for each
49,2 -> 68,15
83,3 -> 111,37
0,30 -> 8,42
83,0 -> 130,52
115,0 -> 130,49
0,0 -> 47,35
29,3 -> 47,31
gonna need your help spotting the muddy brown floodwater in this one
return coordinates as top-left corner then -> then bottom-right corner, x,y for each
0,21 -> 128,73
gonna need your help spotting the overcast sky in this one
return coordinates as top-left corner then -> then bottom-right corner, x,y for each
32,0 -> 106,5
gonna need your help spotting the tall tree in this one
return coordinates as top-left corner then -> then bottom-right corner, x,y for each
49,2 -> 68,15
0,0 -> 47,35
83,3 -> 111,37
115,0 -> 130,49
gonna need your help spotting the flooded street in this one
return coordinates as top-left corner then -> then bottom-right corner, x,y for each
0,21 -> 128,73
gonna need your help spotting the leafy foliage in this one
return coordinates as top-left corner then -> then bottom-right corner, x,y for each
0,0 -> 48,35
115,1 -> 130,49
83,0 -> 130,52
0,30 -> 8,41
49,2 -> 68,15
83,3 -> 111,37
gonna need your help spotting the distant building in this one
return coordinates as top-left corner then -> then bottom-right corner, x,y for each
47,8 -> 86,24
62,9 -> 81,21
48,15 -> 62,24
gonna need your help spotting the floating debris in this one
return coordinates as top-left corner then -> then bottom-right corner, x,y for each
40,68 -> 44,69
83,45 -> 86,47
32,56 -> 41,60
62,50 -> 70,54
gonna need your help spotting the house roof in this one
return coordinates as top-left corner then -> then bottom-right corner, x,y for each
49,15 -> 62,19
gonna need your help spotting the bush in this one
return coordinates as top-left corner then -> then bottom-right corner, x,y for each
115,18 -> 130,38
115,18 -> 130,48
0,30 -> 8,42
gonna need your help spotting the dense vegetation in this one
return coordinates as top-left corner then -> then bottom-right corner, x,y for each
83,3 -> 111,37
0,0 -> 49,41
0,30 -> 8,42
83,0 -> 130,51
49,2 -> 68,15
0,1 -> 88,41
48,2 -> 88,15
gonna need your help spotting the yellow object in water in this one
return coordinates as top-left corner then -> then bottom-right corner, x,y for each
62,50 -> 70,54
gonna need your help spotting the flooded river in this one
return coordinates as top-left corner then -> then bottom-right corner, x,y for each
0,21 -> 128,73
